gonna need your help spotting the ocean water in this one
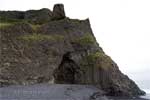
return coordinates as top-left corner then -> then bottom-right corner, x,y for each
144,89 -> 150,94
108,94 -> 150,100
140,94 -> 150,100
140,89 -> 150,100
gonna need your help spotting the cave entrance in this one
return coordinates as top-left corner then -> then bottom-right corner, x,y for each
53,52 -> 79,84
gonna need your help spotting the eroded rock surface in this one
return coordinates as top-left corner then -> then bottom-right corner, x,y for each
52,4 -> 66,20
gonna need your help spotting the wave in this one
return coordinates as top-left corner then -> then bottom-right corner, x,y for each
143,89 -> 150,94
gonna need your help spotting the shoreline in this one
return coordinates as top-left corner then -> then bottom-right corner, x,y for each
0,84 -> 149,100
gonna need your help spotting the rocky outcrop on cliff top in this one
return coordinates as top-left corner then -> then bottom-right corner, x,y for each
0,4 -> 145,96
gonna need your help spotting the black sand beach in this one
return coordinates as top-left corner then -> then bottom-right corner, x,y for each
0,84 -> 149,100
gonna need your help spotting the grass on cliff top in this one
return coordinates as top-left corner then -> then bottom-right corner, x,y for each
0,16 -> 42,29
0,16 -> 27,28
18,34 -> 64,42
0,16 -> 23,23
0,20 -> 41,32
0,22 -> 40,30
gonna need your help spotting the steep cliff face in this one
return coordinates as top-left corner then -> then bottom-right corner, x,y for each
0,4 -> 145,96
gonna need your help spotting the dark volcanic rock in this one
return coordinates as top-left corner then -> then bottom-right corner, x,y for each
0,11 -> 24,19
52,4 -> 66,20
0,4 -> 145,97
24,8 -> 52,24
54,52 -> 82,84
0,4 -> 65,24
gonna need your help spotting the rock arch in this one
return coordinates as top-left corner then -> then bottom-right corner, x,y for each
53,52 -> 81,84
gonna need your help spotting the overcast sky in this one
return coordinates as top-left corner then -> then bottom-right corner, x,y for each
0,0 -> 150,91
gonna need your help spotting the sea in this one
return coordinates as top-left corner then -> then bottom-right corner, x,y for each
108,89 -> 150,100
140,89 -> 150,100
108,94 -> 150,100
141,94 -> 150,100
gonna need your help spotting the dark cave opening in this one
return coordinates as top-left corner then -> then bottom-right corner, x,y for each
53,52 -> 79,84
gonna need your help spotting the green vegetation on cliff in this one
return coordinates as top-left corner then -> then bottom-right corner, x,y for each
18,34 -> 64,42
73,34 -> 96,45
0,23 -> 12,28
30,24 -> 41,31
0,16 -> 23,23
80,51 -> 112,70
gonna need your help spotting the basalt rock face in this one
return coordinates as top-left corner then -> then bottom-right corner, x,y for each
0,4 -> 145,96
52,4 -> 66,20
0,4 -> 66,24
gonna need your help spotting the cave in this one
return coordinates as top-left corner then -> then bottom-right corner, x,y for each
53,52 -> 80,84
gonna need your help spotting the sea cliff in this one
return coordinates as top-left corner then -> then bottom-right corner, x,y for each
0,4 -> 145,97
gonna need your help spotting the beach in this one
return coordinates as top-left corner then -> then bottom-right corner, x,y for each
0,84 -> 149,100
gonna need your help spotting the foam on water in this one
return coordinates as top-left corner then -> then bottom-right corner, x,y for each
140,89 -> 150,100
144,89 -> 150,94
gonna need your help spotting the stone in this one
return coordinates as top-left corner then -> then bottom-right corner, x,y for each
52,4 -> 66,20
24,8 -> 52,24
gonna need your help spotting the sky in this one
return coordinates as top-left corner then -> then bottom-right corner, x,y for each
0,0 -> 150,92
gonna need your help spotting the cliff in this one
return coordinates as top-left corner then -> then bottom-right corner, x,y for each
0,4 -> 145,96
